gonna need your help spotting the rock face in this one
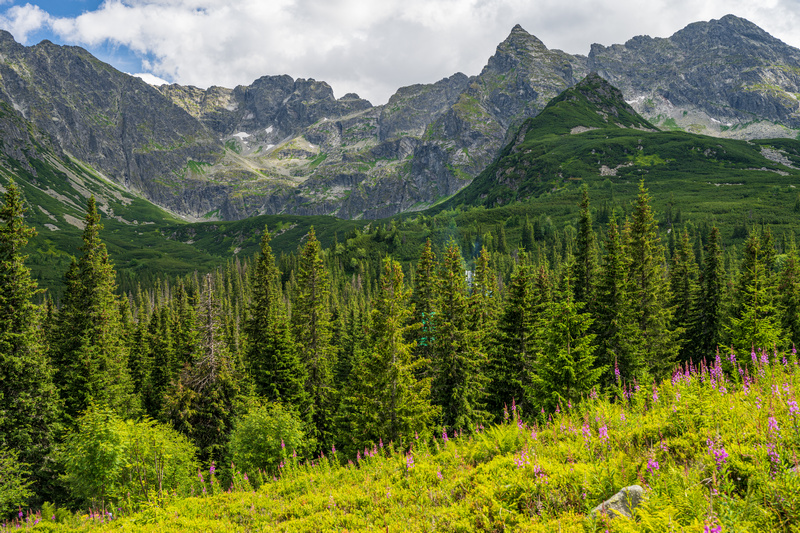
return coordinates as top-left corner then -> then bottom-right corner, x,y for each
589,15 -> 800,138
0,15 -> 799,221
590,485 -> 644,519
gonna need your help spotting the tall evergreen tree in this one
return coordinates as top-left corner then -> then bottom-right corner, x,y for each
432,240 -> 488,431
624,181 -> 678,378
729,230 -> 784,356
670,228 -> 699,360
687,226 -> 727,362
341,258 -> 437,452
50,196 -> 137,422
527,264 -> 603,413
470,247 -> 500,355
595,216 -> 644,385
411,239 -> 437,368
245,227 -> 307,407
163,273 -> 242,462
573,186 -> 598,308
0,180 -> 60,485
292,227 -> 335,447
487,251 -> 536,419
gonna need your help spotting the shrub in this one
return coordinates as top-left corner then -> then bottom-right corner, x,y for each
229,402 -> 307,477
0,447 -> 32,518
60,405 -> 198,509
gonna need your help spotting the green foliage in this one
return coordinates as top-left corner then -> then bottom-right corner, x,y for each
59,405 -> 198,510
49,196 -> 138,424
32,347 -> 800,532
0,180 -> 59,476
229,402 -> 308,477
0,447 -> 32,517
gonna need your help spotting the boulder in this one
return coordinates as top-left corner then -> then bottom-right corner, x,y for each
590,485 -> 644,520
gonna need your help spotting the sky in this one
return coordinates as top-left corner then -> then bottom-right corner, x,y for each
0,1 -> 798,105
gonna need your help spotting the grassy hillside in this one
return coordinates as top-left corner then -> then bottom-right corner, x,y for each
8,350 -> 800,532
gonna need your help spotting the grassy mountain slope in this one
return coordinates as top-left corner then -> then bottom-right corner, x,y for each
447,74 -> 800,235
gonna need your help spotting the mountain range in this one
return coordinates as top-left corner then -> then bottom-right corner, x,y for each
0,13 -> 799,229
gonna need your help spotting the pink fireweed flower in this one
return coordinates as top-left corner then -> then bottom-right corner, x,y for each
652,384 -> 659,403
788,399 -> 799,417
582,423 -> 591,443
768,416 -> 780,438
405,453 -> 414,470
646,458 -> 659,476
436,470 -> 443,480
281,439 -> 285,449
598,425 -> 609,444
442,429 -> 448,443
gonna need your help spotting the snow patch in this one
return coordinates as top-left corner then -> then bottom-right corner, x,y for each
233,132 -> 251,139
265,126 -> 274,134
245,112 -> 254,120
132,72 -> 170,86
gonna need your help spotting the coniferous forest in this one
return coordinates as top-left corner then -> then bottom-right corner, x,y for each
3,179 -> 800,530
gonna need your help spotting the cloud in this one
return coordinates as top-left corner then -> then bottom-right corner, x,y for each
0,4 -> 53,43
2,0 -> 799,105
132,72 -> 169,85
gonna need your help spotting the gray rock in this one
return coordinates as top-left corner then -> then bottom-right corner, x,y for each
591,485 -> 644,520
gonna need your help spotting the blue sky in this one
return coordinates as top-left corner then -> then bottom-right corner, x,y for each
1,1 -> 799,105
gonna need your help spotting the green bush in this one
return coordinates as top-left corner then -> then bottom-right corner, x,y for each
229,403 -> 308,477
0,447 -> 32,518
59,405 -> 198,510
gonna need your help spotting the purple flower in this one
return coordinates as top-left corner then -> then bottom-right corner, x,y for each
705,524 -> 722,533
405,453 -> 414,470
442,429 -> 448,443
209,463 -> 216,475
768,416 -> 780,437
598,425 -> 609,443
332,444 -> 337,454
646,458 -> 659,475
436,470 -> 443,480
788,399 -> 799,417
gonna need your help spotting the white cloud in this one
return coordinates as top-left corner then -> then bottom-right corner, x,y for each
0,4 -> 53,43
2,0 -> 800,105
132,72 -> 170,85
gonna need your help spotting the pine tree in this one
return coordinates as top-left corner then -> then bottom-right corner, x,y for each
411,239 -> 437,368
432,240 -> 488,431
342,258 -> 437,452
670,228 -> 699,360
729,231 -> 784,356
292,227 -> 335,448
595,216 -> 644,385
144,305 -> 175,418
0,180 -> 60,483
779,241 -> 800,346
50,196 -> 137,423
686,226 -> 727,362
487,251 -> 536,419
470,247 -> 500,355
573,186 -> 598,307
527,265 -> 603,413
624,181 -> 678,378
521,217 -> 535,252
245,227 -> 307,407
163,273 -> 242,463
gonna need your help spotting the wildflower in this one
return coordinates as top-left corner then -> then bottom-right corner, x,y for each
281,439 -> 285,449
590,387 -> 599,400
614,358 -> 621,384
442,429 -> 448,443
646,458 -> 659,476
652,384 -> 659,403
768,416 -> 780,437
379,438 -> 384,449
620,409 -> 626,422
405,453 -> 414,470
332,444 -> 337,454
437,470 -> 443,480
705,524 -> 722,533
582,423 -> 591,444
598,425 -> 609,444
788,399 -> 799,417
209,463 -> 216,475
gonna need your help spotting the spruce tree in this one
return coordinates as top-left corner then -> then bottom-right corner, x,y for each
729,231 -> 784,356
342,258 -> 437,452
527,265 -> 602,413
687,226 -> 727,362
163,273 -> 242,463
411,239 -> 437,368
488,251 -> 536,419
292,227 -> 335,448
51,196 -> 137,422
573,186 -> 598,307
595,216 -> 644,385
245,227 -> 307,408
624,181 -> 678,378
432,240 -> 488,431
670,228 -> 699,360
0,180 -> 60,484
